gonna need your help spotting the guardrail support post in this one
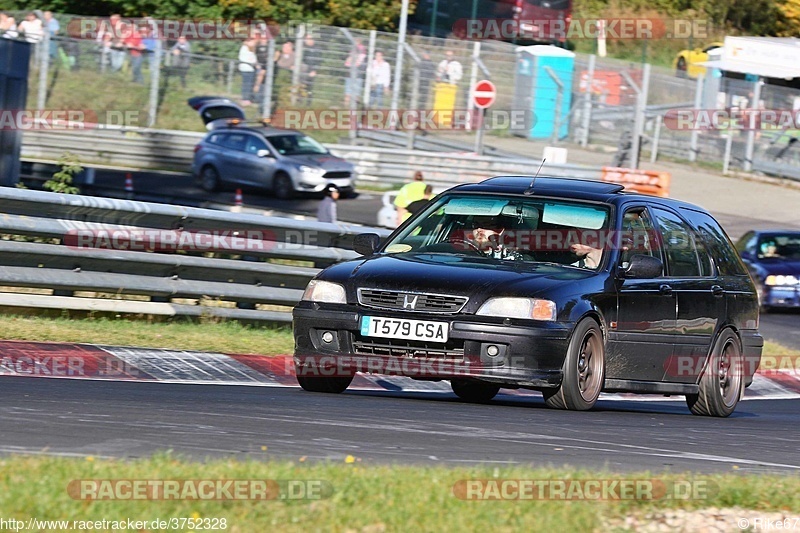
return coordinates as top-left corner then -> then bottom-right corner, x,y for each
688,74 -> 704,163
37,32 -> 49,110
580,54 -> 595,147
722,134 -> 733,175
147,38 -> 162,128
744,78 -> 762,172
261,37 -> 276,119
291,24 -> 305,106
650,114 -> 662,163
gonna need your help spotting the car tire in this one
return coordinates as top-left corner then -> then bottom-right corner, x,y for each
686,329 -> 744,417
451,379 -> 500,403
200,166 -> 220,192
273,172 -> 294,199
543,318 -> 605,411
676,57 -> 687,78
296,374 -> 353,394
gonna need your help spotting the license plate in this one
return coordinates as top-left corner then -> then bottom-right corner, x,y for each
360,316 -> 449,343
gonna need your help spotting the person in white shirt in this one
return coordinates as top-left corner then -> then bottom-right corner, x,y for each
0,11 -> 18,39
436,50 -> 463,85
369,51 -> 391,107
238,38 -> 258,106
17,12 -> 43,43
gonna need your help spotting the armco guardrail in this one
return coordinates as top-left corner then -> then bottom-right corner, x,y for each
21,128 -> 604,185
0,187 -> 391,323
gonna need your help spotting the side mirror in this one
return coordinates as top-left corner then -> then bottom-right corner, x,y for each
353,233 -> 381,256
256,149 -> 272,158
622,254 -> 663,279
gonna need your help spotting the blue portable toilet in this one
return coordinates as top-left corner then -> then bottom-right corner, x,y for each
512,45 -> 574,140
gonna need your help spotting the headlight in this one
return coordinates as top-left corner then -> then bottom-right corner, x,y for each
765,275 -> 799,286
299,165 -> 325,177
302,280 -> 346,303
476,297 -> 557,321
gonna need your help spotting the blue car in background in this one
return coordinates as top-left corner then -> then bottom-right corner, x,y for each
736,230 -> 800,311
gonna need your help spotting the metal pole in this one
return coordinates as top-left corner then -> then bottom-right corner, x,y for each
227,60 -> 234,95
291,24 -> 305,106
390,0 -> 410,121
408,64 -> 420,149
580,54 -> 595,147
37,32 -> 50,110
630,63 -> 650,169
362,31 -> 376,107
339,28 -> 359,141
261,37 -> 276,119
689,73 -> 704,163
147,38 -> 161,127
722,134 -> 733,175
466,42 -> 480,132
650,114 -> 662,163
744,78 -> 762,172
474,108 -> 486,155
544,66 -> 564,145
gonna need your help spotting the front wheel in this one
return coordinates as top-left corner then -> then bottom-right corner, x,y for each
686,329 -> 744,417
451,379 -> 500,403
273,173 -> 294,199
296,374 -> 353,394
200,166 -> 220,192
543,319 -> 605,411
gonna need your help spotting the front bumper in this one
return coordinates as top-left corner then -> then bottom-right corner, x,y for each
763,285 -> 800,308
292,304 -> 572,389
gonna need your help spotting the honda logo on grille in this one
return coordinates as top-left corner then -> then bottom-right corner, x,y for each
402,294 -> 419,310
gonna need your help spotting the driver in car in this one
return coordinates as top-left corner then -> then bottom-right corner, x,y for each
459,215 -> 525,260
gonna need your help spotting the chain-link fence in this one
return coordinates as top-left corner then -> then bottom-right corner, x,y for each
11,10 -> 800,178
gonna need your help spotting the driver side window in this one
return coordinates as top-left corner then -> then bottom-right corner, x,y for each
620,208 -> 658,269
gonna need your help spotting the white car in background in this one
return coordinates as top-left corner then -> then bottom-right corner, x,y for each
377,191 -> 399,228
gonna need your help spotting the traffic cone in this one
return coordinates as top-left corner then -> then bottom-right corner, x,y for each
232,188 -> 243,212
124,173 -> 134,198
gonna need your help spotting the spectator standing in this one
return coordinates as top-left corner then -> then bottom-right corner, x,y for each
405,184 -> 433,217
108,15 -> 126,72
0,12 -> 17,39
141,24 -> 158,80
369,51 -> 391,108
124,25 -> 145,84
43,11 -> 59,58
168,36 -> 191,88
253,31 -> 271,104
238,38 -> 258,106
344,38 -> 366,108
301,35 -> 322,106
17,12 -> 43,44
394,171 -> 427,225
317,185 -> 339,223
436,50 -> 463,85
273,41 -> 295,108
418,52 -> 436,106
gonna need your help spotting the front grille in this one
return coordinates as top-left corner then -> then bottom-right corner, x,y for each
357,289 -> 468,314
353,339 -> 465,361
323,171 -> 352,180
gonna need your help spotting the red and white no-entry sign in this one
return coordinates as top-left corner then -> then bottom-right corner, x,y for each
472,80 -> 496,109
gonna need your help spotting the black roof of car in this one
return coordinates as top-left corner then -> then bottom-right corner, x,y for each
207,123 -> 304,137
451,176 -> 707,212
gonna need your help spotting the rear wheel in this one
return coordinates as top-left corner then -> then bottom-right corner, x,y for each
273,173 -> 294,199
451,379 -> 500,403
686,329 -> 744,417
296,374 -> 353,394
200,166 -> 220,192
544,319 -> 605,411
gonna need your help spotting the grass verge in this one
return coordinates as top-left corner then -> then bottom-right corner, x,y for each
0,455 -> 798,532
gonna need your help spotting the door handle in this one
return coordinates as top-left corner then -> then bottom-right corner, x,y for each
659,284 -> 673,296
711,285 -> 725,297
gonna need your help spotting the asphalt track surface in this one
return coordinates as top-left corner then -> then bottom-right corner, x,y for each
1,377 -> 799,473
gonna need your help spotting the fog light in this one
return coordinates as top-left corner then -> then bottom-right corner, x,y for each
486,345 -> 500,357
322,331 -> 334,344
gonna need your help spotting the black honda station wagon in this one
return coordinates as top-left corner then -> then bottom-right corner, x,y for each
293,177 -> 763,417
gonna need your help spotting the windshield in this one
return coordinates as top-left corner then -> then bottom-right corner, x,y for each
382,194 -> 612,270
757,234 -> 800,259
267,134 -> 328,155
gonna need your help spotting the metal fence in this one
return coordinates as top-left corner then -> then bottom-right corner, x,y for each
0,186 -> 391,322
13,11 -> 800,180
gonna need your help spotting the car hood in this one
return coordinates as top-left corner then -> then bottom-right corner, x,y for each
757,259 -> 800,276
287,153 -> 353,171
322,253 -> 595,311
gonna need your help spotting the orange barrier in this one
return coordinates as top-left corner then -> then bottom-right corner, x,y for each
601,167 -> 671,197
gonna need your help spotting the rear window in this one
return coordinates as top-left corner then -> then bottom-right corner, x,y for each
681,208 -> 749,276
